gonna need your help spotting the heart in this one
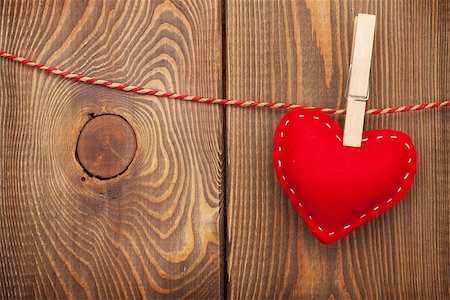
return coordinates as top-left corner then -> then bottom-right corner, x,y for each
272,108 -> 416,243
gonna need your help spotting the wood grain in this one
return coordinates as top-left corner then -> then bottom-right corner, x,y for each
226,0 -> 449,299
0,0 -> 223,298
1,0 -> 449,299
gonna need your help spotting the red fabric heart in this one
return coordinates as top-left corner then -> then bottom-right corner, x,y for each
273,108 -> 416,243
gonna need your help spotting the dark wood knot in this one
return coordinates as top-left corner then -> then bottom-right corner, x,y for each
76,114 -> 137,179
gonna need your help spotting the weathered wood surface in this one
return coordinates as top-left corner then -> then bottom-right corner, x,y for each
0,0 -> 223,298
1,0 -> 449,299
226,0 -> 449,299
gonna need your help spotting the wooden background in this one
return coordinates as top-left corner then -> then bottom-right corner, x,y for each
0,0 -> 448,299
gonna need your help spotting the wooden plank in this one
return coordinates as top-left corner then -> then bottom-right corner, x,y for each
0,0 -> 223,298
226,0 -> 449,298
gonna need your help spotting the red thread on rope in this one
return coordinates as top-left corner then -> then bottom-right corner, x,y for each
1,50 -> 448,114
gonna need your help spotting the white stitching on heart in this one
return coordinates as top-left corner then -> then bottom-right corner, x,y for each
276,112 -> 414,237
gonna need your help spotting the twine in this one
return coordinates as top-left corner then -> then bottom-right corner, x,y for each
1,51 -> 448,115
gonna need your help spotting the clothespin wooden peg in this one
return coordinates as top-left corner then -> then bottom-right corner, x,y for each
343,13 -> 376,147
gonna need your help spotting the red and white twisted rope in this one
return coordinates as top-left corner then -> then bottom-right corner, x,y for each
1,51 -> 448,115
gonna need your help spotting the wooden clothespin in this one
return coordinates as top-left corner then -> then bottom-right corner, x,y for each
343,14 -> 376,147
